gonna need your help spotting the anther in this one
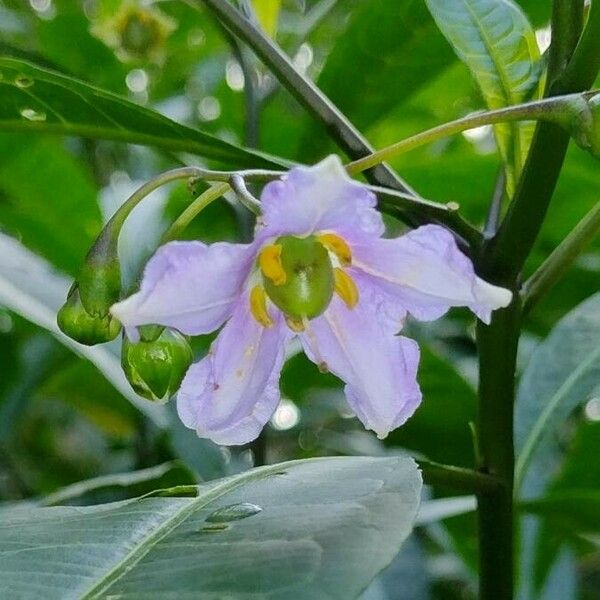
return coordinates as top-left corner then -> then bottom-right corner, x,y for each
333,268 -> 359,309
258,244 -> 286,286
317,233 -> 352,266
249,285 -> 274,327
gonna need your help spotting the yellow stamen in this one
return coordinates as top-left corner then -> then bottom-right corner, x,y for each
249,285 -> 273,327
317,233 -> 352,266
333,268 -> 359,309
285,315 -> 305,332
258,244 -> 286,286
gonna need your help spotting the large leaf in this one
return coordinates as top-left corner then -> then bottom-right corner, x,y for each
0,56 -> 285,168
424,0 -> 541,186
0,232 -> 167,427
0,456 -> 422,599
515,292 -> 600,498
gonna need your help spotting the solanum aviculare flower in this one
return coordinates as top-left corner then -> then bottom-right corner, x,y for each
111,156 -> 511,445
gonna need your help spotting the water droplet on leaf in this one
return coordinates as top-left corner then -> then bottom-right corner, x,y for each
205,502 -> 262,523
20,108 -> 46,122
14,74 -> 34,88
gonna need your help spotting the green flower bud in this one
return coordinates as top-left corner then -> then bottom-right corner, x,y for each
122,328 -> 193,403
57,287 -> 121,346
263,236 -> 334,320
77,257 -> 121,318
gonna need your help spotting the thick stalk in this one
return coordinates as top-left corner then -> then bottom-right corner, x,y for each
190,0 -> 416,195
475,4 -> 589,599
476,295 -> 521,600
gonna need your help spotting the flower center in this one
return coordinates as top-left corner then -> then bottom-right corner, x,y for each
250,233 -> 359,330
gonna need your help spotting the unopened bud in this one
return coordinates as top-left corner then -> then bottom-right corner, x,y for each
122,328 -> 193,403
57,286 -> 121,346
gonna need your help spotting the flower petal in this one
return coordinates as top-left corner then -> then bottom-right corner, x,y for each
351,224 -> 512,324
111,240 -> 255,335
259,155 -> 384,241
300,288 -> 422,439
177,295 -> 290,446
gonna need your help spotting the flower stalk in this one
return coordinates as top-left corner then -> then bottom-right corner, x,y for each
346,92 -> 598,175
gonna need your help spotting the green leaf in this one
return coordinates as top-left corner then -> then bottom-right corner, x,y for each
0,232 -> 168,428
424,0 -> 541,187
515,292 -> 600,497
252,0 -> 282,38
0,56 -> 285,168
300,0 -> 456,158
521,490 -> 600,534
0,135 -> 101,275
387,345 -> 477,468
0,456 -> 422,599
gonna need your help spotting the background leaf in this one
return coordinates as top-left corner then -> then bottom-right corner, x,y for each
424,0 -> 541,187
0,56 -> 284,167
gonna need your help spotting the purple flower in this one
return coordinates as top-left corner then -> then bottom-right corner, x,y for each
111,156 -> 511,445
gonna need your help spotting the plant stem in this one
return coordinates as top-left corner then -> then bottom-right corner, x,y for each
190,0 -> 416,196
161,183 -> 230,243
476,295 -> 521,600
474,4 -> 591,599
417,459 -> 502,495
371,185 -> 482,251
484,1 -> 598,282
346,95 -> 582,175
522,200 -> 600,315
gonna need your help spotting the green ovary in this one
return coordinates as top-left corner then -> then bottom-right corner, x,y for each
263,235 -> 334,320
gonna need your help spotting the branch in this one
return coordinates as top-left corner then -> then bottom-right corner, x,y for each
417,459 -> 503,495
189,0 -> 416,195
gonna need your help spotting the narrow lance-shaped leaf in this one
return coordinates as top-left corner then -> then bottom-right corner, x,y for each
424,0 -> 541,190
0,56 -> 287,168
0,456 -> 422,600
515,292 -> 600,498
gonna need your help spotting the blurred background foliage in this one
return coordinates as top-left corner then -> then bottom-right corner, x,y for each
0,0 -> 598,598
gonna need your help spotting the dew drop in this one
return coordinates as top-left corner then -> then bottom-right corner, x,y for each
205,502 -> 262,523
20,108 -> 46,122
14,74 -> 34,89
199,523 -> 231,533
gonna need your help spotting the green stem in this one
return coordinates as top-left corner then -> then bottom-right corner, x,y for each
161,183 -> 231,243
97,168 -> 201,252
190,0 -> 417,196
371,185 -> 482,251
484,2 -> 599,282
476,295 -> 521,600
522,201 -> 600,314
346,94 -> 585,175
474,4 -> 591,599
417,459 -> 502,495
